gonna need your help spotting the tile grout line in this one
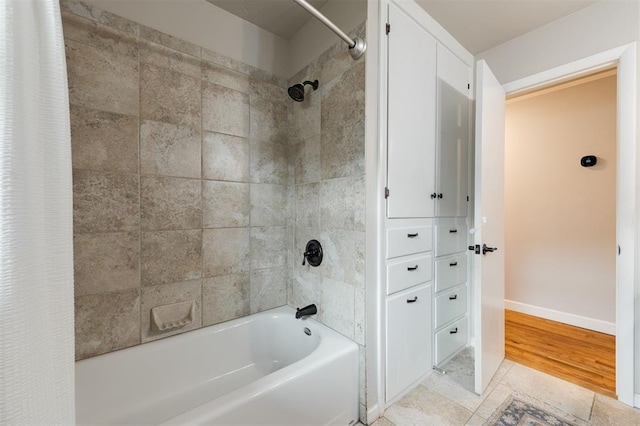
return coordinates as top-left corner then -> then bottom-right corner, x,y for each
200,46 -> 205,329
588,392 -> 596,421
137,23 -> 143,346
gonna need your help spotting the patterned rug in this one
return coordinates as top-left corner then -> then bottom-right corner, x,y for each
484,394 -> 587,426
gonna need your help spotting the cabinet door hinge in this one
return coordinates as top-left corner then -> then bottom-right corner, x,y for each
385,187 -> 390,199
386,23 -> 391,35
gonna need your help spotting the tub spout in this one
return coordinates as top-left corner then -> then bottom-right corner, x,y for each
295,304 -> 317,319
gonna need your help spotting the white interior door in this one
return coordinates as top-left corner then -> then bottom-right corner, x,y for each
473,60 -> 505,394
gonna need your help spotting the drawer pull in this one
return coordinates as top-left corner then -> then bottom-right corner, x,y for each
449,262 -> 458,267
449,294 -> 458,300
407,233 -> 419,238
449,229 -> 458,233
407,265 -> 419,271
407,297 -> 418,303
450,327 -> 458,334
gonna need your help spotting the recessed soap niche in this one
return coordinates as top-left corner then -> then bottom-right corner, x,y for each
151,301 -> 195,332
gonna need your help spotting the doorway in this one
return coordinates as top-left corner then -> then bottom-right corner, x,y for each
464,45 -> 636,406
503,70 -> 618,396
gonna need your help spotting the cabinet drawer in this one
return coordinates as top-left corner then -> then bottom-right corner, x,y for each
434,254 -> 466,293
386,284 -> 432,403
387,253 -> 433,295
387,225 -> 432,259
434,285 -> 467,328
435,316 -> 468,365
435,219 -> 467,257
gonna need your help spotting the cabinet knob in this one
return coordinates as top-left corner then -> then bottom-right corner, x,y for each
430,193 -> 437,199
449,229 -> 458,233
449,262 -> 458,267
407,265 -> 419,271
437,193 -> 443,199
406,297 -> 418,303
450,327 -> 458,334
449,294 -> 458,300
407,233 -> 419,238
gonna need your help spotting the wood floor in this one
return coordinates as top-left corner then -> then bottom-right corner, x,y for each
505,309 -> 616,398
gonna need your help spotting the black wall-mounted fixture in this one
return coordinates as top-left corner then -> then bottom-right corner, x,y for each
288,80 -> 318,102
302,240 -> 323,267
581,155 -> 597,167
295,304 -> 317,319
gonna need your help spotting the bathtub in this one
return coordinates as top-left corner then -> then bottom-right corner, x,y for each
75,306 -> 359,425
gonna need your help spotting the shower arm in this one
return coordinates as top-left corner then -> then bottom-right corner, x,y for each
292,0 -> 366,60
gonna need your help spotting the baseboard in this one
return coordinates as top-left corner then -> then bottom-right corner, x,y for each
635,394 -> 640,408
505,300 -> 615,335
366,403 -> 381,425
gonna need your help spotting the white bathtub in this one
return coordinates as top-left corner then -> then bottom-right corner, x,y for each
75,306 -> 359,425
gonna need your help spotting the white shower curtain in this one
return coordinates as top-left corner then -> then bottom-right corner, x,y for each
0,0 -> 75,423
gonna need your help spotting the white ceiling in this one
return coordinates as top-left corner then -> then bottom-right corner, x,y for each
415,0 -> 598,54
207,0 -> 598,53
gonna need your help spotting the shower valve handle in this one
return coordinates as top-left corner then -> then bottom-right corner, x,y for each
302,248 -> 318,265
302,240 -> 323,267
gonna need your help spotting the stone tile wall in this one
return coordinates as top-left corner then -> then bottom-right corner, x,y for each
286,23 -> 367,421
64,0 -> 289,360
65,2 -> 368,417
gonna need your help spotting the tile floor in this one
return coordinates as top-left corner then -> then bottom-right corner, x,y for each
371,348 -> 640,425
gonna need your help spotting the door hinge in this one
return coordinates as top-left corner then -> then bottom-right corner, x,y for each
386,23 -> 390,35
385,187 -> 390,199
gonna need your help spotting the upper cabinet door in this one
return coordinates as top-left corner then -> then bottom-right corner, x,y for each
386,3 -> 437,218
435,45 -> 470,218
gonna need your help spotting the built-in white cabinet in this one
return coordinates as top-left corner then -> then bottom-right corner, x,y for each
386,7 -> 470,220
431,48 -> 471,365
384,0 -> 472,405
435,46 -> 470,218
435,286 -> 468,328
434,219 -> 468,257
384,219 -> 433,403
385,284 -> 432,403
433,218 -> 469,365
386,253 -> 433,295
386,225 -> 432,259
435,315 -> 468,364
386,3 -> 436,219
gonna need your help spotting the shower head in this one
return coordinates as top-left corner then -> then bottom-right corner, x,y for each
288,80 -> 319,102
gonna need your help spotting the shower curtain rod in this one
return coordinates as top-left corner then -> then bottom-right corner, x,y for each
292,0 -> 366,60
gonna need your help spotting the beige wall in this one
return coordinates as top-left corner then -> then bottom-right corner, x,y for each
505,74 -> 617,324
